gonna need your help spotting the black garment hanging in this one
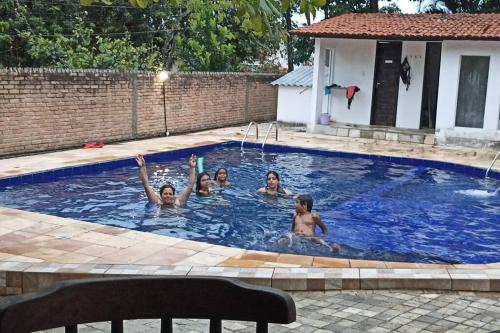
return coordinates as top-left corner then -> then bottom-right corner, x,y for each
400,56 -> 411,91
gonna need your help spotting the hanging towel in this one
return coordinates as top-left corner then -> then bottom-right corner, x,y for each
346,86 -> 360,109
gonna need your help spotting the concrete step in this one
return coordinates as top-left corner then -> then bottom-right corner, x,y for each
315,124 -> 435,145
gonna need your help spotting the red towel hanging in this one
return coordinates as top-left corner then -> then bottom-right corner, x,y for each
346,86 -> 360,109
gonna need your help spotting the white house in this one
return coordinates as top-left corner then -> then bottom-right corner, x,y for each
291,13 -> 500,148
271,66 -> 314,124
271,66 -> 333,125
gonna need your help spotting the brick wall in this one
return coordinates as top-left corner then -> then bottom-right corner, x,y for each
0,68 -> 279,157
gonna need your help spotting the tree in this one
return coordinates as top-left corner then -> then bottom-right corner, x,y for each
25,18 -> 161,70
0,1 -> 161,69
402,0 -> 499,13
322,1 -> 372,19
0,0 -> 283,71
440,0 -> 500,13
281,0 -> 326,71
80,0 -> 283,71
380,2 -> 402,12
81,0 -> 282,34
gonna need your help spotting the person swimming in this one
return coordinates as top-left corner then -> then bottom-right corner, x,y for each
213,167 -> 230,187
196,171 -> 212,196
257,171 -> 292,196
291,194 -> 340,252
135,154 -> 196,207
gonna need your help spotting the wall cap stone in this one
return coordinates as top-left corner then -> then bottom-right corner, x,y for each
0,67 -> 281,79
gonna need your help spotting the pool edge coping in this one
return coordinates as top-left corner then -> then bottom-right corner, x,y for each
1,133 -> 500,294
2,260 -> 500,294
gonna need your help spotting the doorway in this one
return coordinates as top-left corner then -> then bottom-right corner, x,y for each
420,42 -> 442,129
371,41 -> 402,126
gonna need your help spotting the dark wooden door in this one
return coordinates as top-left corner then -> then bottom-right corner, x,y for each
420,42 -> 442,129
371,41 -> 402,126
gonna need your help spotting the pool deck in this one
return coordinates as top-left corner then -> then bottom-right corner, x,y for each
0,124 -> 499,295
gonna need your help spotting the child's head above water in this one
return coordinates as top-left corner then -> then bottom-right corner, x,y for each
214,168 -> 228,182
296,194 -> 313,212
196,171 -> 211,195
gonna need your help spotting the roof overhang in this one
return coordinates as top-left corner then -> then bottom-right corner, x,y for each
289,32 -> 500,42
290,13 -> 500,42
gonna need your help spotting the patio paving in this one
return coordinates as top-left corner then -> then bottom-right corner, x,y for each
24,289 -> 500,332
0,124 -> 499,295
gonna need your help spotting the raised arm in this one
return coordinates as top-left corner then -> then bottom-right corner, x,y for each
135,154 -> 162,205
176,154 -> 197,206
312,214 -> 328,236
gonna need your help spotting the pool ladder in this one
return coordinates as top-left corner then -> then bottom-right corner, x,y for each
262,121 -> 278,149
485,150 -> 500,178
241,121 -> 258,148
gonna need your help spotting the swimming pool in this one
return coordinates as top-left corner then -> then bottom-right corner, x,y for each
0,142 -> 499,264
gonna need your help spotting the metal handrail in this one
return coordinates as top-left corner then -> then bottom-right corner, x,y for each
485,150 -> 500,178
262,121 -> 278,149
241,122 -> 258,148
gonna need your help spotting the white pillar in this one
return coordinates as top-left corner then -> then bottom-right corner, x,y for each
307,38 -> 326,133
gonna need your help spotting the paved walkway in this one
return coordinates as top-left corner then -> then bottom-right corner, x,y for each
26,290 -> 500,332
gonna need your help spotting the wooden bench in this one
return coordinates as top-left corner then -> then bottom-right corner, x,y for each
0,276 -> 296,333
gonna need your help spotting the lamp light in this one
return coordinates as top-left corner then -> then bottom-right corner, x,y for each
158,70 -> 169,82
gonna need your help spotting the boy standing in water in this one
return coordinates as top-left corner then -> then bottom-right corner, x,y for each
291,194 -> 340,252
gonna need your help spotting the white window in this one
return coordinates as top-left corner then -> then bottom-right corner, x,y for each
455,56 -> 490,128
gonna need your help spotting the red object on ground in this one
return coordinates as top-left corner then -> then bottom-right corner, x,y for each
81,141 -> 104,149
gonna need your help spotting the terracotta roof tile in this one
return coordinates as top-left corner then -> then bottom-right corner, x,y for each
291,13 -> 500,41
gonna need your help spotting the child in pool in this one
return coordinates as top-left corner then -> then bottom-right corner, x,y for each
213,168 -> 231,187
196,171 -> 212,196
291,194 -> 340,252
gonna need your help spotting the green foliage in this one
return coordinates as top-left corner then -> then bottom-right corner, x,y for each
12,0 -> 498,73
398,0 -> 499,13
290,35 -> 314,65
442,0 -> 500,13
380,2 -> 402,13
175,0 -> 235,71
324,0 -> 372,16
172,0 -> 281,71
0,0 -> 282,71
25,18 -> 160,70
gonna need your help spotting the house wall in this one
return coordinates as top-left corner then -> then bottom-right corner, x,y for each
395,41 -> 427,129
0,68 -> 279,157
276,86 -> 311,124
323,39 -> 377,125
316,39 -> 426,129
435,40 -> 500,147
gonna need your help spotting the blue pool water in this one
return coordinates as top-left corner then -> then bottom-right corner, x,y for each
0,142 -> 499,264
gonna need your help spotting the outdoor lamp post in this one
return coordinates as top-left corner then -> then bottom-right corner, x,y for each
158,70 -> 170,136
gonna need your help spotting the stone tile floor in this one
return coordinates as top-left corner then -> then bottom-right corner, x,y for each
26,290 -> 500,332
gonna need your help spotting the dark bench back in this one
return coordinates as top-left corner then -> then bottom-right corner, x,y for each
0,276 -> 296,333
